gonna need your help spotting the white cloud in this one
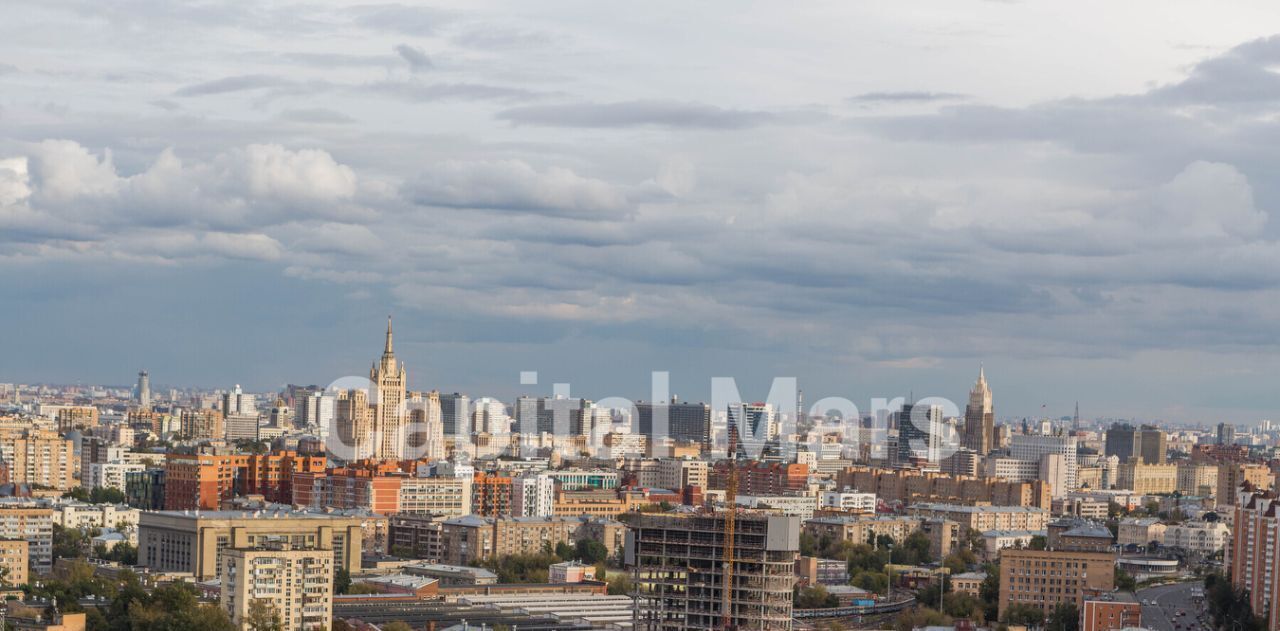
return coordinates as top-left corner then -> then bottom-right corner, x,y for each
239,144 -> 358,204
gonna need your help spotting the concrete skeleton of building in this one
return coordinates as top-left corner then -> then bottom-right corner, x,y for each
627,513 -> 799,631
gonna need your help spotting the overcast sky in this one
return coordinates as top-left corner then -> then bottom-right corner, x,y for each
5,1 -> 1280,424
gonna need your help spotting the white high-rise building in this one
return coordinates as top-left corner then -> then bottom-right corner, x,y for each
511,473 -> 556,517
409,390 -> 445,460
297,391 -> 336,434
472,397 -> 511,435
728,402 -> 778,455
1009,434 -> 1079,497
223,384 -> 257,416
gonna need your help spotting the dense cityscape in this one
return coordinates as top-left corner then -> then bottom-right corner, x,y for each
0,320 -> 1272,630
10,2 -> 1280,631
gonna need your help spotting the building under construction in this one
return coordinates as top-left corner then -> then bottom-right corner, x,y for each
625,512 -> 800,630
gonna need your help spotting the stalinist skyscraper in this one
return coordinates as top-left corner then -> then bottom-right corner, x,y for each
371,316 -> 407,460
963,365 -> 994,455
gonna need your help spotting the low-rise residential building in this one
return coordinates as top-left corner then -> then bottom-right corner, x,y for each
980,530 -> 1042,560
907,503 -> 1050,532
1081,595 -> 1142,631
1163,520 -> 1230,553
819,491 -> 876,514
401,562 -> 498,586
951,571 -> 986,596
736,495 -> 818,520
439,515 -> 623,566
86,463 -> 145,493
52,502 -> 139,530
1117,518 -> 1166,548
803,515 -> 921,547
549,561 -> 596,583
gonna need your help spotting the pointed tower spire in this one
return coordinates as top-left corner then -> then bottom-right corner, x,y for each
384,315 -> 394,355
978,362 -> 985,384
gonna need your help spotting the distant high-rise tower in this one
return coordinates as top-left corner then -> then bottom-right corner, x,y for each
1218,422 -> 1236,446
136,371 -> 151,410
963,366 -> 994,455
370,316 -> 407,460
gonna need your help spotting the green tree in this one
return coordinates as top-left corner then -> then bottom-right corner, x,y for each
890,530 -> 933,565
851,570 -> 889,593
554,541 -> 574,560
1028,535 -> 1047,551
1046,602 -> 1079,631
978,566 -> 1000,623
63,488 -> 90,502
794,584 -> 839,609
1002,603 -> 1045,627
799,532 -> 818,557
88,487 -> 126,505
334,568 -> 352,594
381,623 -> 414,631
52,524 -> 90,561
575,539 -> 608,565
606,570 -> 633,596
943,592 -> 984,622
1114,567 -> 1136,592
895,607 -> 951,631
244,599 -> 284,631
943,549 -> 976,574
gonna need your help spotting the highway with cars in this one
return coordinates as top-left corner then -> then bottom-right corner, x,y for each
1137,581 -> 1207,631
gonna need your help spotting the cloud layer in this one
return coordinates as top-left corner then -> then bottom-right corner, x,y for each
4,2 -> 1280,421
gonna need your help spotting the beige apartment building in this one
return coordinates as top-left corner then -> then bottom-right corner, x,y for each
0,504 -> 53,574
1176,463 -> 1218,497
138,508 -> 378,580
1115,463 -> 1177,495
802,515 -> 922,546
999,548 -> 1117,617
1116,518 -> 1166,548
1218,464 -> 1272,508
0,430 -> 75,490
907,503 -> 1050,532
221,544 -> 333,631
398,476 -> 471,516
0,539 -> 28,586
438,515 -> 624,565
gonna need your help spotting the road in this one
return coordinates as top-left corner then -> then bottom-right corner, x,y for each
1137,582 -> 1207,631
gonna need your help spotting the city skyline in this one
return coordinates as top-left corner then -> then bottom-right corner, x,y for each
8,3 -> 1280,422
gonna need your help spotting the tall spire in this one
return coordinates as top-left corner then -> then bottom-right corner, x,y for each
384,315 -> 394,355
978,362 -> 985,384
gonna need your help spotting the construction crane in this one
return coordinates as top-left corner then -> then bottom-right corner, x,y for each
721,434 -> 739,630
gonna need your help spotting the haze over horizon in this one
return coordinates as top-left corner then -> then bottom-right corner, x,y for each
6,2 -> 1280,423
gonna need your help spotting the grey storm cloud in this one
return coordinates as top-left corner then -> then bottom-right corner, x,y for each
393,44 -> 432,73
849,91 -> 968,103
174,74 -> 290,96
495,100 -> 778,129
277,108 -> 355,125
365,80 -> 546,103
